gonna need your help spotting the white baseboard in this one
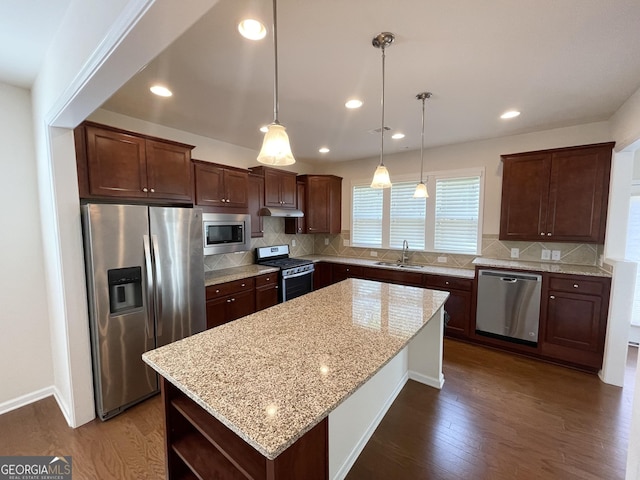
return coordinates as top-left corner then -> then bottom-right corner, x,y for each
0,386 -> 56,416
409,370 -> 445,389
52,386 -> 75,426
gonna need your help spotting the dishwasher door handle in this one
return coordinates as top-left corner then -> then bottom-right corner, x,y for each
501,277 -> 518,283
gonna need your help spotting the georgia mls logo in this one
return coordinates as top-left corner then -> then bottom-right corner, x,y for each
0,455 -> 72,480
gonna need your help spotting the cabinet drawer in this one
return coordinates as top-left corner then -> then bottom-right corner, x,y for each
424,274 -> 473,292
206,277 -> 255,300
255,273 -> 278,288
547,276 -> 605,296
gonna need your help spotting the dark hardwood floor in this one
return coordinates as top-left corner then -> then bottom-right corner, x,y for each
0,339 -> 635,479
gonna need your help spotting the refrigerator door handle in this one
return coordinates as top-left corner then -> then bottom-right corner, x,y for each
152,234 -> 163,337
143,234 -> 155,340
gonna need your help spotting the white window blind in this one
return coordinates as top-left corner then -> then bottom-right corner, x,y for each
434,176 -> 480,254
352,185 -> 383,247
390,182 -> 426,249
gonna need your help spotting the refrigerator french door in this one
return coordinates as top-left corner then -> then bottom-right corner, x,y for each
81,204 -> 205,420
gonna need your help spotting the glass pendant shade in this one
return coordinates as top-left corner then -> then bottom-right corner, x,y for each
370,164 -> 391,188
257,123 -> 296,166
413,181 -> 429,198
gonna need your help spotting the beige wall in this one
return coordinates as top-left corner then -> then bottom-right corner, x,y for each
0,82 -> 53,408
317,121 -> 611,236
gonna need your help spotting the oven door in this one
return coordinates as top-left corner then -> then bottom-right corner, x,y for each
282,270 -> 314,302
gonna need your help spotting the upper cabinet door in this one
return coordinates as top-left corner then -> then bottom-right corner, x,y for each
194,162 -> 226,207
223,170 -> 249,208
499,153 -> 551,241
145,139 -> 193,201
499,143 -> 613,243
86,125 -> 148,198
547,146 -> 611,243
279,172 -> 297,208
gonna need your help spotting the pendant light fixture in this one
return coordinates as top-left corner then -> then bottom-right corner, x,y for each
413,91 -> 432,198
370,32 -> 395,188
257,0 -> 295,166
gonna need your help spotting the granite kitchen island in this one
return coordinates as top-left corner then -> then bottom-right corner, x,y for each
143,278 -> 449,480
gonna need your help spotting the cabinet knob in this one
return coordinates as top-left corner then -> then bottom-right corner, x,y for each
231,298 -> 235,302
547,232 -> 552,236
346,268 -> 350,272
550,295 -> 555,299
150,188 -> 155,193
143,187 -> 148,192
275,286 -> 278,289
215,289 -> 220,293
540,232 -> 545,236
573,284 -> 579,288
226,299 -> 231,303
241,283 -> 245,287
445,281 -> 450,285
266,277 -> 270,281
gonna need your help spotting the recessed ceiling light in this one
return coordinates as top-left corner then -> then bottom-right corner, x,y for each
345,99 -> 363,109
500,110 -> 521,119
259,125 -> 269,133
391,133 -> 405,140
238,19 -> 267,40
319,147 -> 330,154
150,85 -> 172,97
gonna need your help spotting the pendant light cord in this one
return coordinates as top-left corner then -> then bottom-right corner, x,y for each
420,95 -> 425,183
272,0 -> 279,125
380,45 -> 386,167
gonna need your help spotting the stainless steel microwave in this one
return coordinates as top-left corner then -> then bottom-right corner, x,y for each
202,213 -> 251,255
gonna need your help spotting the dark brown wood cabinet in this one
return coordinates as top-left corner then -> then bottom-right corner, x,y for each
332,264 -> 364,283
75,122 -> 194,203
361,266 -> 424,287
193,160 -> 248,212
248,174 -> 265,237
539,273 -> 610,369
250,166 -> 297,208
285,181 -> 307,234
500,142 -> 614,243
424,274 -> 473,339
300,175 -> 342,234
205,278 -> 255,329
255,273 -> 279,310
313,262 -> 333,290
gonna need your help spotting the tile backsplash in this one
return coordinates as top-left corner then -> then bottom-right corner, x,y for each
204,221 -> 601,271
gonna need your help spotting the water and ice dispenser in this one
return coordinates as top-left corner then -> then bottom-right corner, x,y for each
107,267 -> 143,314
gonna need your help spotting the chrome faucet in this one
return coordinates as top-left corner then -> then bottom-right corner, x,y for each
401,239 -> 410,264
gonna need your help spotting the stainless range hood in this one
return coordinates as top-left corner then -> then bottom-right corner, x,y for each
259,207 -> 304,217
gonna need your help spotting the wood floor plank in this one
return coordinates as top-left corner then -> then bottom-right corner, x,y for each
0,339 -> 635,479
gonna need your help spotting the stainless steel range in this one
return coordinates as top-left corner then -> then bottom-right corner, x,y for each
255,245 -> 314,302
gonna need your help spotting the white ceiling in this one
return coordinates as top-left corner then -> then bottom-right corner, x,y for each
0,0 -> 72,88
4,1 -> 640,163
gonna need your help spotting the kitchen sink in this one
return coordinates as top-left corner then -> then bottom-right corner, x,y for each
374,261 -> 424,269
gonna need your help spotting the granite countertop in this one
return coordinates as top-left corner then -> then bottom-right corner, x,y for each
301,254 -> 475,279
204,264 -> 279,286
143,278 -> 449,460
472,257 -> 612,278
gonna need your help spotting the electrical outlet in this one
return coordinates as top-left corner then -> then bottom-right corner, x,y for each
291,239 -> 296,247
541,249 -> 551,260
324,237 -> 329,246
552,250 -> 561,261
437,256 -> 447,263
510,248 -> 519,259
343,239 -> 350,247
370,251 -> 378,257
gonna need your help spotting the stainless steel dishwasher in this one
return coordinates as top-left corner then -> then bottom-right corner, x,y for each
476,269 -> 542,346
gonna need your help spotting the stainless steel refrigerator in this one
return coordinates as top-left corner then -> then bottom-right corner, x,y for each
81,204 -> 205,420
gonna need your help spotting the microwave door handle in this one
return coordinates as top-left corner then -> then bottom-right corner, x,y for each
152,234 -> 163,337
143,235 -> 155,340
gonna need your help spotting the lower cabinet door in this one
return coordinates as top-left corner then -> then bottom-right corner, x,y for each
226,290 -> 256,322
206,297 -> 228,329
256,286 -> 279,311
442,290 -> 471,338
540,290 -> 604,368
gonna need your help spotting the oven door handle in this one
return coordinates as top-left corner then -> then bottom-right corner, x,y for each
282,269 -> 314,279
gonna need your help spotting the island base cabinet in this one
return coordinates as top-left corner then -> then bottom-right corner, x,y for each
162,378 -> 329,480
